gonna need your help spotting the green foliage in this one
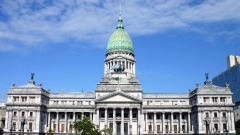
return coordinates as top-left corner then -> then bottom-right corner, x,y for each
236,128 -> 240,135
73,116 -> 100,135
236,120 -> 240,128
100,128 -> 113,135
47,129 -> 53,135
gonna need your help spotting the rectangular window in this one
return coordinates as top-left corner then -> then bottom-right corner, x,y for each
157,125 -> 161,133
124,112 -> 129,118
206,113 -> 209,117
14,112 -> 17,116
13,97 -> 19,102
22,112 -> 25,116
70,114 -> 73,119
100,112 -> 105,118
109,123 -> 113,129
223,124 -> 227,131
21,97 -> 27,102
124,123 -> 128,134
29,123 -> 32,130
174,114 -> 177,119
214,124 -> 218,131
13,122 -> 16,130
133,112 -> 137,118
109,113 -> 113,118
30,112 -> 33,117
156,114 -> 160,119
62,114 -> 65,119
148,125 -> 152,133
214,113 -> 217,117
212,97 -> 218,102
148,114 -> 152,119
220,97 -> 226,102
165,114 -> 168,119
223,112 -> 226,117
182,114 -> 185,119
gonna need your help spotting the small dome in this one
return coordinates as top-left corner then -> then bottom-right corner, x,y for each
107,15 -> 133,53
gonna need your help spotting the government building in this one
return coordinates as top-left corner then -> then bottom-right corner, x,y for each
4,15 -> 236,135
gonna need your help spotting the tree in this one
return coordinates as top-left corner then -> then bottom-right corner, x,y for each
73,116 -> 101,135
236,120 -> 240,135
100,128 -> 113,135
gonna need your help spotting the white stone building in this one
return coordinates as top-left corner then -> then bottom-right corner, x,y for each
4,15 -> 236,135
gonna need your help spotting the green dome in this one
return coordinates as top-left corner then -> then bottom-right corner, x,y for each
107,15 -> 133,53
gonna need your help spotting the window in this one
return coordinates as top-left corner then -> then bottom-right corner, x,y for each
54,114 -> 56,119
13,122 -> 16,130
157,114 -> 160,119
124,112 -> 129,118
182,114 -> 185,119
14,112 -> 17,116
220,97 -> 226,102
109,113 -> 113,118
206,113 -> 209,117
21,97 -> 27,102
148,114 -> 152,119
30,112 -> 33,117
62,114 -> 65,118
13,97 -> 19,102
174,114 -> 177,119
133,112 -> 137,118
223,112 -> 226,117
214,113 -> 217,117
165,114 -> 168,119
70,114 -> 73,119
203,97 -> 209,102
214,124 -> 218,131
100,112 -> 105,118
212,97 -> 218,102
22,112 -> 25,116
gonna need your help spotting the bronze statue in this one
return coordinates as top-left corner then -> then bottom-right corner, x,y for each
31,73 -> 35,80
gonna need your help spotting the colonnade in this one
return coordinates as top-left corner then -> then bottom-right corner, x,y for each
144,112 -> 192,134
105,59 -> 135,74
96,107 -> 140,135
47,111 -> 93,133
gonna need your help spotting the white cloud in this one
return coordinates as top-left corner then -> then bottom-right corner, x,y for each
0,0 -> 239,51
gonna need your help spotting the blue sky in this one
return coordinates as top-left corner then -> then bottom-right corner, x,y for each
0,0 -> 240,102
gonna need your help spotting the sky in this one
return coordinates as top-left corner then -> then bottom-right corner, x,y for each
0,0 -> 240,103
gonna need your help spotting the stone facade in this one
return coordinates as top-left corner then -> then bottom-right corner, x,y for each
4,15 -> 236,135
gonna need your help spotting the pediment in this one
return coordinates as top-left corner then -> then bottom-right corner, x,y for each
96,91 -> 141,102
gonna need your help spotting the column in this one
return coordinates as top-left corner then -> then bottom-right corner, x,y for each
113,108 -> 116,135
48,112 -> 51,130
162,112 -> 165,133
138,108 -> 141,134
170,112 -> 173,133
188,112 -> 191,133
231,111 -> 235,131
210,111 -> 213,132
179,112 -> 182,133
89,112 -> 92,121
153,112 -> 156,133
96,108 -> 99,126
105,108 -> 108,128
82,112 -> 84,118
5,110 -> 8,129
65,112 -> 67,133
121,108 -> 124,135
129,108 -> 132,135
219,111 -> 222,133
197,111 -> 202,133
18,110 -> 20,130
73,112 -> 75,133
144,113 -> 147,131
56,112 -> 59,132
